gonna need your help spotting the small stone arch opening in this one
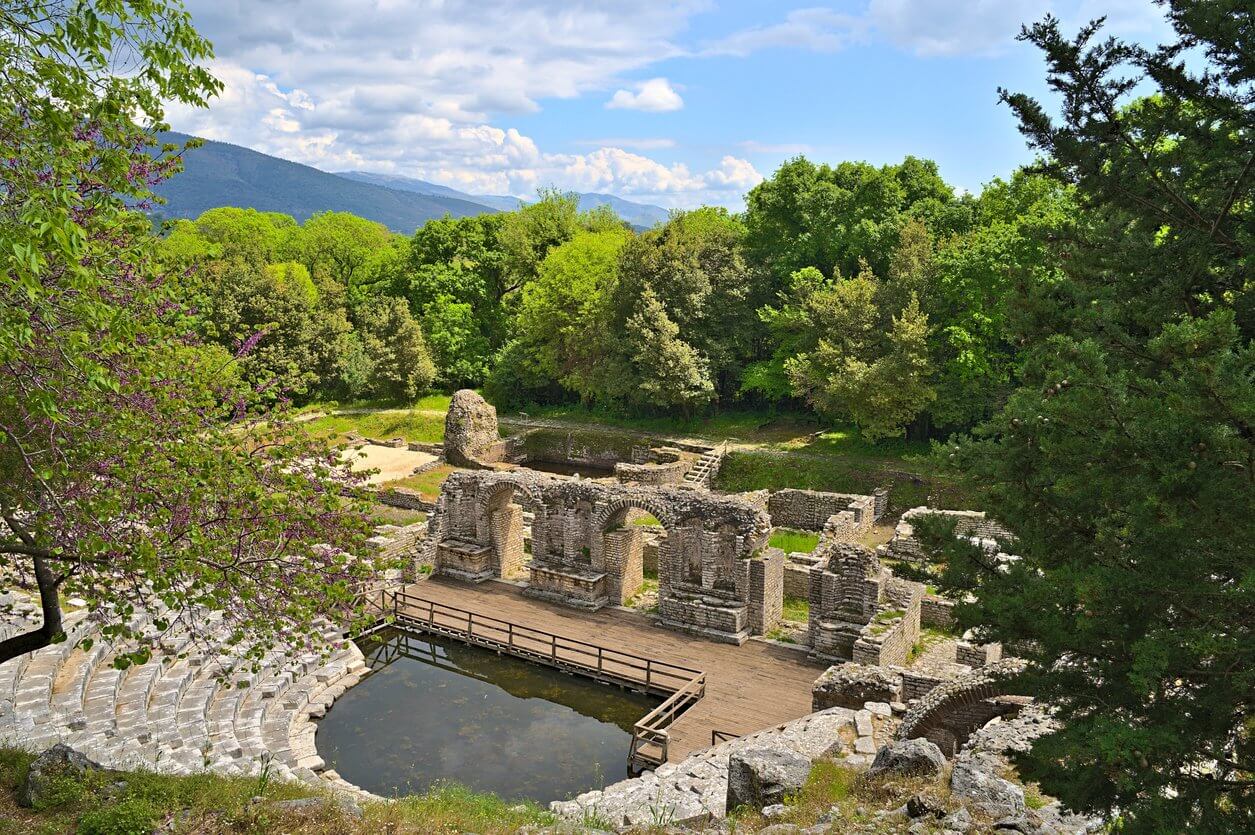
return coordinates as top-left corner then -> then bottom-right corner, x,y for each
598,499 -> 671,607
478,481 -> 542,580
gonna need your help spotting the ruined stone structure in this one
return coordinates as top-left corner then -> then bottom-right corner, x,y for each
443,389 -> 506,468
613,447 -> 692,485
895,659 -> 1029,756
766,488 -> 882,533
426,469 -> 781,641
883,506 -> 1015,564
806,543 -> 925,667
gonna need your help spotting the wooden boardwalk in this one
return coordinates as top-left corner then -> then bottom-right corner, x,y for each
401,577 -> 826,762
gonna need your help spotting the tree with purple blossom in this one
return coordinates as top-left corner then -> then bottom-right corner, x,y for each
0,1 -> 386,668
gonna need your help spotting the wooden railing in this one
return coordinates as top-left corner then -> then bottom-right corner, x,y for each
368,588 -> 706,771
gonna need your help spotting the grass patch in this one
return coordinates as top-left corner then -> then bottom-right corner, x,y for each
782,596 -> 810,623
366,504 -> 428,527
716,451 -> 975,516
765,625 -> 797,644
501,402 -> 827,443
305,410 -> 446,444
626,578 -> 659,611
0,746 -> 554,835
769,528 -> 820,554
381,464 -> 458,500
907,626 -> 953,664
631,512 -> 662,527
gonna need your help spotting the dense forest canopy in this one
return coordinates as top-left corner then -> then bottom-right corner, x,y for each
163,163 -> 1075,440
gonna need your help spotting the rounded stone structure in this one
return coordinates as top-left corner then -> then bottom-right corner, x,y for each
443,389 -> 501,468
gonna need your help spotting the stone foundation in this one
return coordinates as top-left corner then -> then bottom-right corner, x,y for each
523,564 -> 608,610
435,538 -> 494,582
658,591 -> 750,644
767,489 -> 879,532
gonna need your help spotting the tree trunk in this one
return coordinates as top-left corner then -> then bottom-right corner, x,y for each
0,549 -> 64,666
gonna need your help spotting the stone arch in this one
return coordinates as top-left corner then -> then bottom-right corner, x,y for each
590,494 -> 677,606
896,659 -> 1028,756
474,477 -> 544,524
473,477 -> 545,578
590,494 -> 679,534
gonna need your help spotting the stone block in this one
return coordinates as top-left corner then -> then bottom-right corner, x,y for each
725,746 -> 812,814
812,662 -> 903,710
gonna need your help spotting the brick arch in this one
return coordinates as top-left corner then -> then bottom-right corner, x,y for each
896,659 -> 1028,753
474,477 -> 544,521
590,494 -> 679,534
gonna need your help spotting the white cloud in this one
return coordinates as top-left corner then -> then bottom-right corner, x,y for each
866,0 -> 1046,57
576,137 -> 677,150
706,2 -> 1171,60
169,1 -> 752,207
702,8 -> 866,57
168,60 -> 755,208
605,78 -> 684,112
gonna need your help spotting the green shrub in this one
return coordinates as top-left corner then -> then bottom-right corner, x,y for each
78,797 -> 160,835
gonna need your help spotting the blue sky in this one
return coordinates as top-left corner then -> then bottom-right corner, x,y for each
168,1 -> 1172,208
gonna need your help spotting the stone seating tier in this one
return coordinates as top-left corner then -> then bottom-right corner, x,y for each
0,591 -> 371,798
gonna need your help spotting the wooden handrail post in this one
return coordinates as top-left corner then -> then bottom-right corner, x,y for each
507,622 -> 513,647
467,611 -> 473,637
645,659 -> 652,690
551,633 -> 557,661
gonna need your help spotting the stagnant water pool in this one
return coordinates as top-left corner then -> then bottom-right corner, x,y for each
316,628 -> 659,802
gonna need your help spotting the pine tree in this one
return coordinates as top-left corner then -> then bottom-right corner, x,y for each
926,5 -> 1254,830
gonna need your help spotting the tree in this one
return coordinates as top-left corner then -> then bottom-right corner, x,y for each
497,188 -> 583,292
777,263 -> 936,440
510,229 -> 631,401
0,1 -> 380,667
624,288 -> 715,412
743,155 -> 958,291
353,296 -> 436,401
295,210 -> 393,296
197,259 -> 349,401
926,6 -> 1254,830
602,208 -> 757,403
406,213 -> 507,385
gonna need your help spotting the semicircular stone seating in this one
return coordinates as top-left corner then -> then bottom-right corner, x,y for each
0,590 -> 373,798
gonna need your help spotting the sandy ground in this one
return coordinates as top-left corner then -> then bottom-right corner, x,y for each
339,444 -> 437,485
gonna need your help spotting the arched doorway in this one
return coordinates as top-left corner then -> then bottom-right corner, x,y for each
478,481 -> 542,581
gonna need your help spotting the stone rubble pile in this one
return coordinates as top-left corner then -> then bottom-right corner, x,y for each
551,704 -> 892,828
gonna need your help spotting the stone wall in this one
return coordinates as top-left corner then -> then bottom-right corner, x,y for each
746,550 -> 784,635
920,595 -> 955,629
373,487 -> 435,512
427,469 -> 779,638
851,585 -> 923,667
808,543 -> 926,668
614,459 -> 691,485
884,507 -> 1015,564
513,427 -> 639,470
602,526 -> 645,605
767,489 -> 878,532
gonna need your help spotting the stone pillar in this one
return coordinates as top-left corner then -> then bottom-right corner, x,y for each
747,550 -> 784,636
490,504 -> 525,578
872,488 -> 888,521
603,527 -> 644,605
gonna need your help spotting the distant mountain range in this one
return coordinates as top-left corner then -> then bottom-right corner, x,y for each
335,171 -> 672,229
150,132 -> 671,233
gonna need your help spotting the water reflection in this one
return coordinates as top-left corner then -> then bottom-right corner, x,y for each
317,628 -> 659,802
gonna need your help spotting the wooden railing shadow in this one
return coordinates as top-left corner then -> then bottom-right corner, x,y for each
363,587 -> 706,771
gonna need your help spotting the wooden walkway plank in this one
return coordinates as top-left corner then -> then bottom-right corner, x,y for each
399,577 -> 825,762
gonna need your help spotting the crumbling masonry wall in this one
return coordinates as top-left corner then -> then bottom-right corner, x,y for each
767,489 -> 881,532
427,470 -> 780,639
